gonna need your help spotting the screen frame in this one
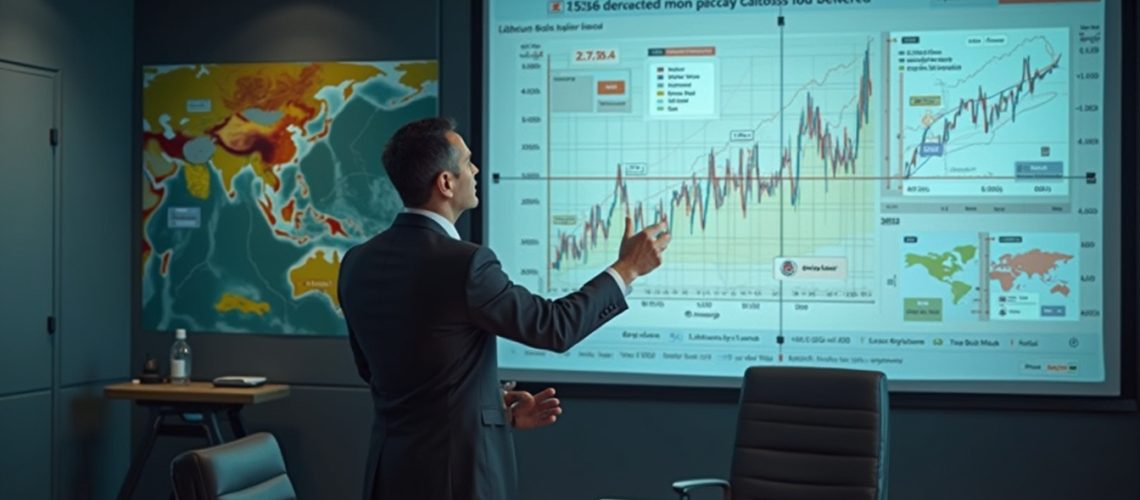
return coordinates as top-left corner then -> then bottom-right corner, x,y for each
472,0 -> 1135,410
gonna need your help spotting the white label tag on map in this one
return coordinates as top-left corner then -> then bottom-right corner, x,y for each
186,99 -> 211,113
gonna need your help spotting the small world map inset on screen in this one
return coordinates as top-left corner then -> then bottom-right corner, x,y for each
142,61 -> 438,335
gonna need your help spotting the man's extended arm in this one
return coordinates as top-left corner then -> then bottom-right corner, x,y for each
466,246 -> 626,353
465,218 -> 669,352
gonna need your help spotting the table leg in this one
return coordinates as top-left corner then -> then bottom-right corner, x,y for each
227,407 -> 247,438
206,410 -> 225,445
116,407 -> 162,500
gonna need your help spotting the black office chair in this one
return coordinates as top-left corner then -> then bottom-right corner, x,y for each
171,432 -> 297,500
673,366 -> 889,500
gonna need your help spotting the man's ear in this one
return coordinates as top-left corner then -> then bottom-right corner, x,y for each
435,171 -> 455,199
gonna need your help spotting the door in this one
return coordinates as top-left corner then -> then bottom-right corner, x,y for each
0,60 -> 58,500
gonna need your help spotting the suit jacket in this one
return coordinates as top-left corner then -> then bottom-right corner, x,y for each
337,213 -> 628,500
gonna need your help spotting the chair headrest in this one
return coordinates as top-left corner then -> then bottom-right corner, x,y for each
171,432 -> 295,500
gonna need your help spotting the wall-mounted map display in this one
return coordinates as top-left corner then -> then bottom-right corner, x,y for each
142,61 -> 437,335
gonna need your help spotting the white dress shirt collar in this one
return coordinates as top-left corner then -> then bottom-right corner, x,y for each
402,208 -> 461,240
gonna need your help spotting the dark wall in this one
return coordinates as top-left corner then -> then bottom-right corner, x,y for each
0,0 -> 134,499
130,2 -> 1140,500
130,1 -> 466,498
513,397 -> 1140,499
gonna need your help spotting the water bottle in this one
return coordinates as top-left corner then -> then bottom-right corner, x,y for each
170,328 -> 192,384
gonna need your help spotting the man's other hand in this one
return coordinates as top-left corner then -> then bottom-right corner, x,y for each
504,387 -> 562,430
612,216 -> 670,286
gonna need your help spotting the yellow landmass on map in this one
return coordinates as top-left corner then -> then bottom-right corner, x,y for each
395,61 -> 438,95
143,138 -> 177,181
214,293 -> 271,316
144,63 -> 386,193
144,63 -> 384,138
208,115 -> 284,191
141,171 -> 167,271
142,177 -> 162,219
288,250 -> 341,308
143,67 -> 230,138
183,163 -> 210,200
212,149 -> 248,196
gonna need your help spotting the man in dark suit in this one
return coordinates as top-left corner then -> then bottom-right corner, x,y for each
338,117 -> 669,500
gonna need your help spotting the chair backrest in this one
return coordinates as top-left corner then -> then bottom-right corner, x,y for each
171,432 -> 297,500
729,366 -> 888,500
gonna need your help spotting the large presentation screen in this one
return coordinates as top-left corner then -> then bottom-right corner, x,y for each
484,0 -> 1120,395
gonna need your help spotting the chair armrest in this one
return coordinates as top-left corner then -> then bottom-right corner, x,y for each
672,478 -> 730,499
